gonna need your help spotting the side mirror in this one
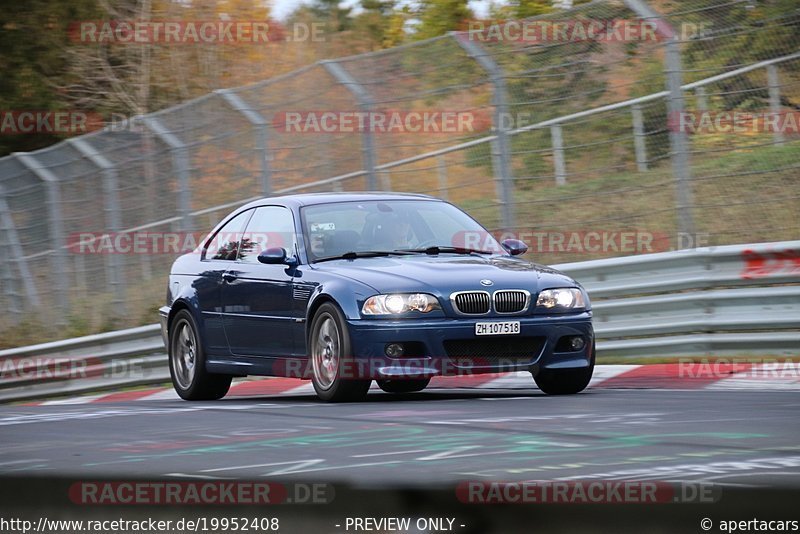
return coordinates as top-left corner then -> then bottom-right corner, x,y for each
502,239 -> 528,256
258,247 -> 288,264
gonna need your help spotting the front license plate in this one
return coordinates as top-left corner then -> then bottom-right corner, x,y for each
475,321 -> 521,336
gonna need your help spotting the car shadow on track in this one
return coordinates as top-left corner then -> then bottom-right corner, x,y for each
219,388 -> 605,404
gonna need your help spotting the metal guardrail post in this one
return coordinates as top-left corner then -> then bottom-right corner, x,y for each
141,117 -> 193,231
767,65 -> 785,147
14,153 -> 68,314
68,138 -> 127,310
216,89 -> 273,196
321,60 -> 378,191
631,105 -> 648,172
624,0 -> 695,241
0,185 -> 38,313
550,124 -> 567,185
454,33 -> 515,229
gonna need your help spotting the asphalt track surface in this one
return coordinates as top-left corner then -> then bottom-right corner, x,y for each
2,387 -> 800,487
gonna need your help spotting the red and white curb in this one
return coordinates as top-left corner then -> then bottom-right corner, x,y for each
29,363 -> 800,405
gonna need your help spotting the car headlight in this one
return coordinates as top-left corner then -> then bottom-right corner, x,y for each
362,293 -> 441,315
535,288 -> 586,310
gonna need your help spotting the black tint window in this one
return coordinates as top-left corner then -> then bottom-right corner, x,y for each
238,206 -> 296,264
206,210 -> 252,260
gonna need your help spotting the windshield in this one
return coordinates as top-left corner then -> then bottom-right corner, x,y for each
301,199 -> 505,262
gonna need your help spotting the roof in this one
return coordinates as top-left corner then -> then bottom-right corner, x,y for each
239,191 -> 441,210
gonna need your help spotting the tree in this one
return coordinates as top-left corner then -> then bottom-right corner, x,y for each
513,0 -> 553,19
0,0 -> 98,155
352,0 -> 402,49
306,0 -> 354,33
381,6 -> 413,48
414,0 -> 474,40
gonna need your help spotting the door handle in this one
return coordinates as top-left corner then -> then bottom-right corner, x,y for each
222,272 -> 237,283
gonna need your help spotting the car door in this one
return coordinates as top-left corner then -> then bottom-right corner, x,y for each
197,209 -> 254,355
221,205 -> 297,358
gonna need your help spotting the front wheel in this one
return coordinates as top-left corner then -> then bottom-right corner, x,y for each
534,342 -> 595,395
309,302 -> 371,402
169,309 -> 231,400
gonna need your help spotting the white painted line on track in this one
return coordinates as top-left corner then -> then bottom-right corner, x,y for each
40,393 -> 111,405
140,389 -> 181,401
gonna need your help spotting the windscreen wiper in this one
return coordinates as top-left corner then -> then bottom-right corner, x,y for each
396,246 -> 496,256
314,250 -> 415,263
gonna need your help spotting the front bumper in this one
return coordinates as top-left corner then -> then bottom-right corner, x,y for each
345,312 -> 593,379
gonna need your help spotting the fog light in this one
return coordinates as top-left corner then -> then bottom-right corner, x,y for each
569,336 -> 586,351
385,343 -> 405,357
554,335 -> 586,353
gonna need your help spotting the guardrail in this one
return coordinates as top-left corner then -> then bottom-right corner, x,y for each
565,240 -> 800,357
0,324 -> 168,403
1,240 -> 798,402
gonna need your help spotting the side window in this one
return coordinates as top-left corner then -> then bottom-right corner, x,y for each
205,210 -> 252,260
238,206 -> 297,264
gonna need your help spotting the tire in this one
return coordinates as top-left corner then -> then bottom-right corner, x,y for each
377,378 -> 431,394
309,302 -> 371,402
534,341 -> 595,395
168,309 -> 232,400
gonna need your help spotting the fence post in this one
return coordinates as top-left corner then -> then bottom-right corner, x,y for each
216,89 -> 273,195
453,33 -> 515,229
631,104 -> 649,172
624,0 -> 695,241
695,86 -> 708,113
380,170 -> 392,191
550,124 -> 567,185
437,155 -> 449,201
321,60 -> 378,191
68,138 -> 127,310
0,250 -> 19,318
0,185 -> 39,312
14,153 -> 68,315
767,65 -> 785,147
141,116 -> 193,231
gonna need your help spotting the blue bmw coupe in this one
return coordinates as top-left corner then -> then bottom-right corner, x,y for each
159,193 -> 594,402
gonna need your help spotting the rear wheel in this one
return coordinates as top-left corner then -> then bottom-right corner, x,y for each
310,302 -> 371,402
534,342 -> 595,395
377,378 -> 430,394
169,309 -> 231,400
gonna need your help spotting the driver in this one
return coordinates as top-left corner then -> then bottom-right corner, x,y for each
374,214 -> 412,249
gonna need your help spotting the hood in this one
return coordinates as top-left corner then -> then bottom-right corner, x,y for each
313,254 -> 581,296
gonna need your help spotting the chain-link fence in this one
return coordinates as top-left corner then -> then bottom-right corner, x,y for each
1,0 -> 798,345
